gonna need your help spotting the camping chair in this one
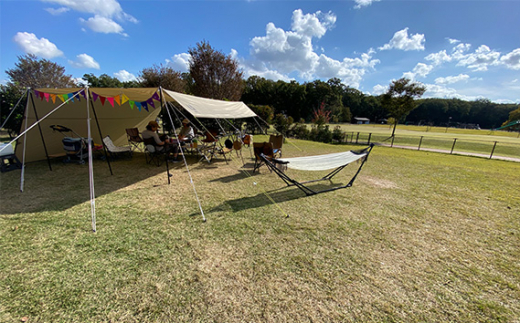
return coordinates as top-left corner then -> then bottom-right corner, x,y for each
143,137 -> 167,166
269,134 -> 283,158
242,134 -> 253,158
198,130 -> 219,163
258,144 -> 375,196
126,128 -> 144,152
102,135 -> 132,159
253,142 -> 277,173
233,140 -> 245,165
217,138 -> 235,164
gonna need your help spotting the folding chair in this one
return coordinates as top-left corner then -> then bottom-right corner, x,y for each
126,128 -> 144,152
103,136 -> 132,159
253,142 -> 276,173
233,140 -> 245,165
269,134 -> 283,158
217,138 -> 234,164
198,130 -> 219,163
242,134 -> 253,158
143,137 -> 167,166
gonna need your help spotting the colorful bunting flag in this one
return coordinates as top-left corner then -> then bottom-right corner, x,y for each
135,101 -> 142,111
92,93 -> 99,102
107,97 -> 115,107
129,100 -> 135,109
100,96 -> 106,105
121,94 -> 129,105
114,95 -> 121,106
51,94 -> 56,104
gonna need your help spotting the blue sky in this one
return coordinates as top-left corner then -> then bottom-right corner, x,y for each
1,0 -> 519,103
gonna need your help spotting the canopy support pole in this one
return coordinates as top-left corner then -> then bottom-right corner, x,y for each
88,89 -> 113,176
29,90 -> 53,171
85,87 -> 96,232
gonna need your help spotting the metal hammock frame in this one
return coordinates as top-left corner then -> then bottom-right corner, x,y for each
259,144 -> 374,196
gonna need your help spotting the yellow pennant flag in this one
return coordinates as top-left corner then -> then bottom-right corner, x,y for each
121,94 -> 129,106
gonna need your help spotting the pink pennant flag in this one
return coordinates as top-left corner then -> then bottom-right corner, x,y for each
100,96 -> 106,105
44,93 -> 50,102
107,97 -> 115,107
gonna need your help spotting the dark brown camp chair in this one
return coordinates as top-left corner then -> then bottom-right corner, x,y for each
269,134 -> 283,158
143,137 -> 167,166
198,130 -> 219,163
126,128 -> 144,152
253,142 -> 276,173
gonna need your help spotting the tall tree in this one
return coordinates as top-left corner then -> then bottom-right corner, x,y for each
5,54 -> 76,89
382,78 -> 426,136
139,64 -> 186,92
188,41 -> 243,101
82,73 -> 123,88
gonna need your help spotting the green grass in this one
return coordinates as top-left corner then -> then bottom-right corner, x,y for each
1,137 -> 520,322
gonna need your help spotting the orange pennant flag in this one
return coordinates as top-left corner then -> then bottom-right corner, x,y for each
114,95 -> 121,106
51,94 -> 56,103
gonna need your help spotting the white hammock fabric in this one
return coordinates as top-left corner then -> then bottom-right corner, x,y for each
278,150 -> 367,171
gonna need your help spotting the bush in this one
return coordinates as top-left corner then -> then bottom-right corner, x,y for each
288,122 -> 309,139
309,125 -> 333,143
332,126 -> 345,143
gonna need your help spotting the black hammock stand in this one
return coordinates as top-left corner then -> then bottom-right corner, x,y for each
258,143 -> 374,196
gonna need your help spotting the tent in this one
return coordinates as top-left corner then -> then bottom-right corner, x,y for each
3,87 -> 258,229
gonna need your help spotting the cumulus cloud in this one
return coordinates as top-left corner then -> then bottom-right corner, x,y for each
425,50 -> 452,66
379,28 -> 425,51
45,7 -> 69,15
500,48 -> 520,70
80,15 -> 127,36
68,54 -> 100,69
114,70 -> 137,82
354,0 -> 381,9
248,9 -> 378,87
13,32 -> 64,59
435,74 -> 470,85
456,45 -> 501,71
165,53 -> 191,72
372,84 -> 387,95
402,63 -> 433,80
447,38 -> 460,44
43,0 -> 137,34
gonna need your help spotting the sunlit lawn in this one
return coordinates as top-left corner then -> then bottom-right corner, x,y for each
1,136 -> 519,322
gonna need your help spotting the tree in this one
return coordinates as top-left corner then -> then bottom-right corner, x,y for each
82,73 -> 122,88
5,54 -> 76,89
382,78 -> 426,136
188,41 -> 243,101
0,84 -> 26,138
139,64 -> 186,92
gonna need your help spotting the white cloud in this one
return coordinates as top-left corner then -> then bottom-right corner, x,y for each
500,48 -> 520,70
247,9 -> 378,87
114,70 -> 136,82
166,53 -> 191,72
68,53 -> 100,69
13,32 -> 64,59
45,7 -> 69,15
80,15 -> 127,36
435,74 -> 470,85
43,0 -> 137,34
447,38 -> 460,44
424,84 -> 480,101
425,50 -> 452,66
456,45 -> 500,71
372,84 -> 387,95
403,63 -> 433,80
354,0 -> 381,9
379,28 -> 425,51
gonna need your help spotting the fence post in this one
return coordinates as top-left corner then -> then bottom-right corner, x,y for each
351,132 -> 354,143
367,133 -> 372,145
391,135 -> 395,147
490,141 -> 498,159
450,138 -> 457,154
418,136 -> 423,150
355,132 -> 360,144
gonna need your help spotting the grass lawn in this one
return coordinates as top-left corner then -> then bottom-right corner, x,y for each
1,137 -> 519,322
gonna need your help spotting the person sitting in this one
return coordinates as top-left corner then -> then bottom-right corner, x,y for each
178,118 -> 194,141
141,120 -> 180,162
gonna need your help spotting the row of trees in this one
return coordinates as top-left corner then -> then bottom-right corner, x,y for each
2,40 -> 518,138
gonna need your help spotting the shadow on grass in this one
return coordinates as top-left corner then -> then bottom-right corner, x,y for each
203,181 -> 346,215
0,153 -> 173,215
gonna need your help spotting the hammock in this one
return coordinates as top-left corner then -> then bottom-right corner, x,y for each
259,144 -> 374,196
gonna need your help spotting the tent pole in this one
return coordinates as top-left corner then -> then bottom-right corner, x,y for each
158,87 -> 171,184
20,89 -> 31,192
28,89 -> 53,171
86,87 -> 96,232
88,88 -> 113,176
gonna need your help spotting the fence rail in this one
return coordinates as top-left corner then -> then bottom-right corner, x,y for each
343,132 -> 520,161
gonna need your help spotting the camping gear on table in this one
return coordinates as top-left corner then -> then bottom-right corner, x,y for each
0,143 -> 22,173
50,124 -> 93,164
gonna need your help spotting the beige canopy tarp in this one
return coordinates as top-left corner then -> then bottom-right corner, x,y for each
16,88 -> 164,163
162,89 -> 257,119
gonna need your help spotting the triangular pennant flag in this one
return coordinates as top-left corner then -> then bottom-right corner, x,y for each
121,94 -> 129,106
152,92 -> 160,101
39,92 -> 45,100
34,90 -> 39,98
80,89 -> 87,99
114,95 -> 121,106
59,94 -> 65,103
51,94 -> 56,103
100,96 -> 106,106
68,93 -> 74,102
92,93 -> 99,102
44,93 -> 50,102
135,102 -> 142,111
147,98 -> 155,109
129,100 -> 135,109
142,101 -> 149,112
107,97 -> 115,107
